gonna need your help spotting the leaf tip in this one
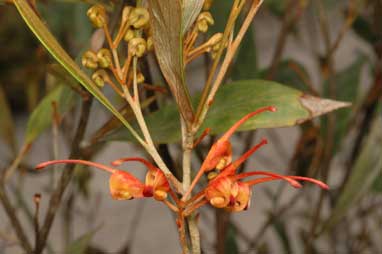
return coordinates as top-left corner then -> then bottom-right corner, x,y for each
298,94 -> 351,124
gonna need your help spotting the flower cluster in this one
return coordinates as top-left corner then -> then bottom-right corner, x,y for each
36,106 -> 328,216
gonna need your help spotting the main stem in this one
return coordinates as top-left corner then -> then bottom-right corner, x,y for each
181,120 -> 201,254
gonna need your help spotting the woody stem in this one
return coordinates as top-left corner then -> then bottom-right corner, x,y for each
181,119 -> 201,254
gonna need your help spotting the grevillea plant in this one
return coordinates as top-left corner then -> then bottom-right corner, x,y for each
9,0 -> 352,253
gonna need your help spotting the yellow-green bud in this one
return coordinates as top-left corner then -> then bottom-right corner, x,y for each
146,36 -> 154,51
129,7 -> 150,29
92,70 -> 109,87
124,29 -> 135,42
82,50 -> 98,69
87,4 -> 107,28
122,6 -> 133,25
136,72 -> 145,84
129,38 -> 147,57
196,12 -> 214,33
207,33 -> 223,49
97,48 -> 112,68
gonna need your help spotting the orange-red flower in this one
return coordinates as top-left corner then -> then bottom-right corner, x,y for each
35,158 -> 171,201
183,106 -> 277,200
111,157 -> 170,201
205,176 -> 251,212
182,106 -> 329,214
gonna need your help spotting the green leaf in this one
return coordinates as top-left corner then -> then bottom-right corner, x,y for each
25,85 -> 77,144
148,0 -> 194,124
66,227 -> 100,254
182,0 -> 204,35
0,85 -> 17,152
323,57 -> 365,152
322,117 -> 382,231
13,0 -> 142,143
109,80 -> 350,144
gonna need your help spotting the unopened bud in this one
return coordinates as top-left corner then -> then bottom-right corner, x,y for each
208,33 -> 223,47
87,4 -> 107,28
136,72 -> 145,84
197,12 -> 214,33
97,48 -> 112,68
92,69 -> 109,87
129,38 -> 147,57
146,36 -> 154,51
122,6 -> 133,25
124,29 -> 135,42
82,50 -> 98,69
129,7 -> 150,29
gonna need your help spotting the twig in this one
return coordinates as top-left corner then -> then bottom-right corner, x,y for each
34,97 -> 93,254
306,0 -> 337,250
33,193 -> 41,249
193,0 -> 264,131
243,193 -> 301,253
0,185 -> 33,252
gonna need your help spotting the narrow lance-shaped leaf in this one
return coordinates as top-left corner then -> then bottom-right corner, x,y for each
109,80 -> 350,144
25,85 -> 77,144
148,0 -> 194,125
182,0 -> 204,35
321,117 -> 382,232
13,0 -> 142,143
0,85 -> 17,152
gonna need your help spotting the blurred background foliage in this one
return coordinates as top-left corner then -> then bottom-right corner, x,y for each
1,0 -> 382,253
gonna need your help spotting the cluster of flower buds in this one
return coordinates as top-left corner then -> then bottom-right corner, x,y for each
185,4 -> 228,62
82,48 -> 112,70
82,4 -> 158,94
121,6 -> 152,56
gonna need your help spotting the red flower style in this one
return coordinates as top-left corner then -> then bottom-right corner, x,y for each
181,106 -> 328,215
36,158 -> 174,204
35,106 -> 329,217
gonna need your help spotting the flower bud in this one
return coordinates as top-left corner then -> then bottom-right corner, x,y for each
91,69 -> 109,87
136,72 -> 145,84
129,7 -> 150,29
129,37 -> 147,57
122,6 -> 133,25
196,12 -> 214,33
146,36 -> 154,51
87,4 -> 107,28
207,33 -> 223,49
97,48 -> 112,68
123,28 -> 135,42
82,50 -> 98,69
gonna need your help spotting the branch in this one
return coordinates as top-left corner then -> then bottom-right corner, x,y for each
34,97 -> 93,254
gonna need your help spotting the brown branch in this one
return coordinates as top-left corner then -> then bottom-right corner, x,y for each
34,97 -> 92,254
0,185 -> 33,252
